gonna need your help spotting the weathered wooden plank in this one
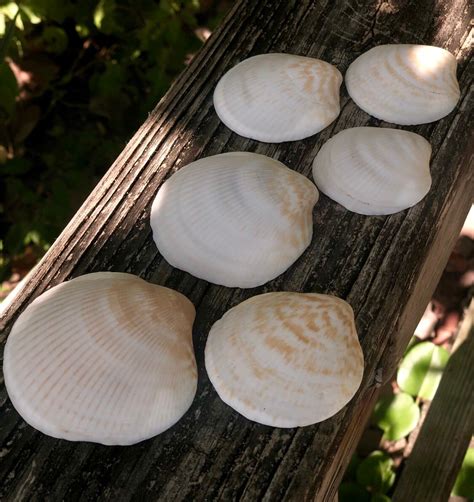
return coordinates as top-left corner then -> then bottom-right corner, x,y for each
392,301 -> 474,502
0,0 -> 473,500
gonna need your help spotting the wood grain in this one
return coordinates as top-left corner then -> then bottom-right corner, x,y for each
1,0 -> 473,500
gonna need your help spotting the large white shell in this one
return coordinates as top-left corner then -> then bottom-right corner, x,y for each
213,53 -> 342,142
312,127 -> 432,215
345,44 -> 460,125
3,272 -> 197,445
150,152 -> 319,288
205,292 -> 364,427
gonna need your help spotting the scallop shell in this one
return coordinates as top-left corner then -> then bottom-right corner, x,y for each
205,292 -> 364,427
312,127 -> 432,215
3,272 -> 197,445
150,152 -> 319,288
345,44 -> 460,125
213,53 -> 342,142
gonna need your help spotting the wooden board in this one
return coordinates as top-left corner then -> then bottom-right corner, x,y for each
1,0 -> 473,500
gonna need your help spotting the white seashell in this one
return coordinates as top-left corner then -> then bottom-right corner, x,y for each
312,127 -> 432,215
150,152 -> 319,288
345,44 -> 460,125
213,53 -> 343,142
205,292 -> 364,427
3,272 -> 197,445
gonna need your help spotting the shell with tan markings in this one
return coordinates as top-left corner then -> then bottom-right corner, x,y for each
214,53 -> 343,142
345,44 -> 460,125
205,292 -> 364,427
3,272 -> 197,445
312,127 -> 432,215
150,152 -> 319,288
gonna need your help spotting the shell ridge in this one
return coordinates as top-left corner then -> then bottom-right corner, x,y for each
345,44 -> 460,125
205,292 -> 364,427
4,273 -> 197,444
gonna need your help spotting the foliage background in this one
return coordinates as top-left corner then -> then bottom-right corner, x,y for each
0,0 -> 229,283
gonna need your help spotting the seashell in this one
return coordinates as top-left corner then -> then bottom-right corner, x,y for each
213,53 -> 343,142
3,272 -> 197,445
312,127 -> 432,215
345,44 -> 460,125
205,292 -> 364,427
150,152 -> 318,288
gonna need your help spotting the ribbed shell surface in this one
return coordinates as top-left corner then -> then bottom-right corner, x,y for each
205,292 -> 364,427
345,44 -> 460,125
312,127 -> 432,215
150,152 -> 319,288
213,53 -> 342,142
3,272 -> 197,445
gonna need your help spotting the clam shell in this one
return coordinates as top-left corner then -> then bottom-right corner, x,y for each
3,272 -> 197,445
345,44 -> 460,125
312,127 -> 432,215
205,292 -> 364,427
150,152 -> 319,288
213,53 -> 342,142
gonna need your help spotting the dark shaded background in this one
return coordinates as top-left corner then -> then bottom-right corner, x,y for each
0,0 -> 232,288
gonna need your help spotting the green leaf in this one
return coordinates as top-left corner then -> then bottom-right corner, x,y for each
371,495 -> 391,502
19,0 -> 70,23
93,0 -> 122,35
397,341 -> 449,400
18,5 -> 42,24
0,157 -> 32,175
373,392 -> 420,441
405,335 -> 419,354
0,5 -> 18,59
344,454 -> 362,481
93,0 -> 106,30
42,26 -> 68,54
0,62 -> 18,118
356,451 -> 395,494
0,3 -> 19,22
339,482 -> 371,502
90,61 -> 127,97
75,23 -> 89,37
452,447 -> 474,498
24,229 -> 41,246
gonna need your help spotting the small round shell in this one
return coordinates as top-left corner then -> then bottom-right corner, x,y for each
312,127 -> 432,215
150,152 -> 319,288
214,53 -> 342,142
3,272 -> 197,445
205,292 -> 364,427
345,44 -> 460,125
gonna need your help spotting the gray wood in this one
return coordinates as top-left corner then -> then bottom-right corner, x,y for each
1,1 -> 473,500
392,301 -> 474,502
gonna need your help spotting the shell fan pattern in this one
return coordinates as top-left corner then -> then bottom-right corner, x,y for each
3,272 -> 197,445
214,53 -> 342,142
150,152 -> 319,288
205,292 -> 364,427
312,127 -> 432,215
345,44 -> 460,125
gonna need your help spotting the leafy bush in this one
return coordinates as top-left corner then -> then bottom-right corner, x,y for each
340,452 -> 395,502
397,341 -> 449,400
1,0 -> 224,281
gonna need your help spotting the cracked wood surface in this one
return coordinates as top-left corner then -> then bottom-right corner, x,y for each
1,0 -> 473,500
